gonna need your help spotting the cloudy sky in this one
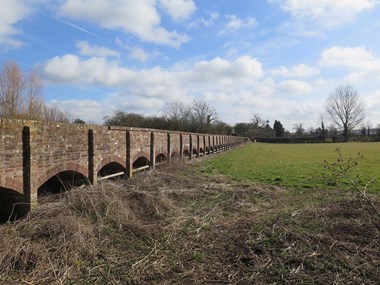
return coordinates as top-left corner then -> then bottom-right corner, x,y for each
1,0 -> 380,130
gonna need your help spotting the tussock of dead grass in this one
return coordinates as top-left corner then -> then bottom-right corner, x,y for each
0,162 -> 379,284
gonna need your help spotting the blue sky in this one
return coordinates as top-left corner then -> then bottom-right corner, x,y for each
1,0 -> 380,131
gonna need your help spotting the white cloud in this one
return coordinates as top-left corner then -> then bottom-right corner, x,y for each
0,0 -> 32,49
40,53 -> 326,129
319,46 -> 380,82
189,56 -> 263,85
58,0 -> 190,48
76,40 -> 119,57
40,54 -> 266,121
159,0 -> 196,22
188,11 -> 219,28
320,46 -> 377,69
41,54 -> 135,86
278,80 -> 312,95
41,54 -> 189,101
364,91 -> 380,124
129,47 -> 149,62
271,64 -> 320,78
48,99 -> 112,123
279,0 -> 377,28
219,14 -> 256,34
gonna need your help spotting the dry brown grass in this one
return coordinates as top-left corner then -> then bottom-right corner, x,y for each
0,161 -> 379,284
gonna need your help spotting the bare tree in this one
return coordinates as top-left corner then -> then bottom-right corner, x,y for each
162,99 -> 221,133
0,61 -> 71,122
190,99 -> 218,126
320,113 -> 326,142
0,61 -> 25,117
293,123 -> 305,136
43,104 -> 71,123
25,71 -> 44,119
163,102 -> 190,120
251,113 -> 266,128
326,85 -> 365,140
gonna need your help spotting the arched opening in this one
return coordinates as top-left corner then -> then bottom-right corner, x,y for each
0,187 -> 29,223
98,162 -> 125,180
205,147 -> 209,154
133,157 -> 151,172
192,148 -> 198,156
199,148 -> 204,156
38,171 -> 89,197
183,149 -> 190,159
171,152 -> 180,160
155,153 -> 167,164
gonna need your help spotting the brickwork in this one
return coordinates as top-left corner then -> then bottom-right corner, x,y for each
169,133 -> 181,157
130,129 -> 152,163
0,118 -> 248,215
154,132 -> 168,159
182,134 -> 190,153
95,127 -> 127,173
0,119 -> 30,194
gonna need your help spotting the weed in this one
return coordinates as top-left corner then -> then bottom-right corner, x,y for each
322,148 -> 380,215
193,252 -> 206,263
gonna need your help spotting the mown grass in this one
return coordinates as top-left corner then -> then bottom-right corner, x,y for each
199,142 -> 380,192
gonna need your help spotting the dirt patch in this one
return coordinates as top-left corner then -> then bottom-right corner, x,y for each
0,163 -> 379,284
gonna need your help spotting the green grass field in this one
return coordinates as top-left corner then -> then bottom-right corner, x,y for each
200,142 -> 380,192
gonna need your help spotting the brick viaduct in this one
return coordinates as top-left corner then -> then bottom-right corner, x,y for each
0,118 -> 247,221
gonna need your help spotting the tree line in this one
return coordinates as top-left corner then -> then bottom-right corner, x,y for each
104,100 -> 233,135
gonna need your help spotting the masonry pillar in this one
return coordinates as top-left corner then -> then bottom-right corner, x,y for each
203,136 -> 206,156
126,131 -> 133,178
23,126 -> 36,210
180,134 -> 183,160
167,133 -> 171,163
150,132 -> 155,169
88,129 -> 97,185
189,134 -> 193,160
196,135 -> 200,158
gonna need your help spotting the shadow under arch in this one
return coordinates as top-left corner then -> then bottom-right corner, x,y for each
38,170 -> 89,197
183,149 -> 190,159
98,162 -> 126,179
133,156 -> 151,172
0,187 -> 29,223
155,153 -> 167,163
171,151 -> 180,159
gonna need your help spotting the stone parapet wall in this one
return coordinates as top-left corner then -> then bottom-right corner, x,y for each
0,117 -> 248,214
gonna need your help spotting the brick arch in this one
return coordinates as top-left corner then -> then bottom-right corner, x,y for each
96,155 -> 126,173
171,151 -> 180,158
155,152 -> 167,158
183,149 -> 191,157
155,152 -> 167,162
132,152 -> 150,164
37,162 -> 88,188
0,178 -> 23,194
